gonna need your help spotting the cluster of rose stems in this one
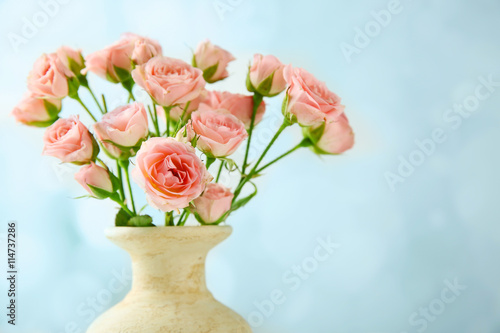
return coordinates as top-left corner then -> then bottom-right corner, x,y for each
72,83 -> 300,226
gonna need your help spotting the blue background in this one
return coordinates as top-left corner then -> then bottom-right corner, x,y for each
1,0 -> 499,332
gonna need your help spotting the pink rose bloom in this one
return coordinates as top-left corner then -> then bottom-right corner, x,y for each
94,102 -> 149,159
57,46 -> 84,75
193,183 -> 234,223
43,115 -> 98,164
123,32 -> 162,65
132,56 -> 206,107
190,110 -> 248,158
306,114 -> 354,154
248,54 -> 287,97
193,40 -> 235,83
132,137 -> 212,212
75,162 -> 114,198
11,93 -> 61,126
156,90 -> 207,122
27,53 -> 74,99
283,65 -> 345,127
199,91 -> 266,129
82,37 -> 135,83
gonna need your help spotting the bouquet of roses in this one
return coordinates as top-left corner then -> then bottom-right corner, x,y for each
11,33 -> 354,227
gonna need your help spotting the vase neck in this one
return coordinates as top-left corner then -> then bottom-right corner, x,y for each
106,226 -> 231,295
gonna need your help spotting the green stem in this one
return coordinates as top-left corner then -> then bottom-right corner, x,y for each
242,93 -> 263,176
73,95 -> 97,122
176,210 -> 186,226
163,106 -> 173,137
129,91 -> 136,102
178,210 -> 190,226
216,160 -> 224,182
151,101 -> 161,136
233,119 -> 290,201
85,86 -> 104,114
116,161 -> 125,202
110,196 -> 134,216
102,94 -> 108,113
255,141 -> 306,174
174,101 -> 190,135
165,211 -> 174,226
121,161 -> 137,214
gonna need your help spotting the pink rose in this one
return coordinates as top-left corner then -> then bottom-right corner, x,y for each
190,110 -> 248,157
122,33 -> 162,65
132,137 -> 212,212
199,91 -> 266,129
43,115 -> 99,164
193,40 -> 235,83
156,90 -> 207,122
11,93 -> 61,126
132,56 -> 205,107
192,183 -> 233,223
93,102 -> 149,159
75,162 -> 114,198
283,66 -> 345,126
57,46 -> 85,76
82,37 -> 135,83
248,54 -> 287,97
27,53 -> 74,99
305,114 -> 354,154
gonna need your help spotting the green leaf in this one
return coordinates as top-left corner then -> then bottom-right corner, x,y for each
115,208 -> 132,226
87,184 -> 115,199
67,77 -> 80,98
43,100 -> 60,119
303,122 -> 326,144
256,71 -> 275,96
129,215 -> 154,227
219,157 -> 237,172
113,65 -> 132,83
246,67 -> 255,93
67,57 -> 84,77
202,62 -> 219,83
109,173 -> 121,193
138,204 -> 148,214
25,118 -> 59,128
206,156 -> 216,169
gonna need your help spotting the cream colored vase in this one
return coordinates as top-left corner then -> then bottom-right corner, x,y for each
87,226 -> 251,333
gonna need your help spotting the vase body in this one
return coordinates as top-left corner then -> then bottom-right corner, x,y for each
87,226 -> 251,333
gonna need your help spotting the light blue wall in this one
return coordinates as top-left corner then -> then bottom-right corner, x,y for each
1,0 -> 499,332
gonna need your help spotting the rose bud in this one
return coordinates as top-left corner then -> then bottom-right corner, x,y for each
43,115 -> 99,164
132,137 -> 212,212
93,102 -> 149,160
75,162 -> 116,199
175,120 -> 197,145
193,40 -> 235,83
303,114 -> 354,154
82,37 -> 135,83
132,56 -> 205,107
190,110 -> 248,158
283,65 -> 345,127
198,90 -> 266,129
57,46 -> 85,77
124,32 -> 162,65
192,183 -> 234,224
27,53 -> 74,99
247,54 -> 287,97
11,93 -> 61,127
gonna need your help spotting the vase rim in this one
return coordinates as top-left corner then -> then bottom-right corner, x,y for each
104,225 -> 233,242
